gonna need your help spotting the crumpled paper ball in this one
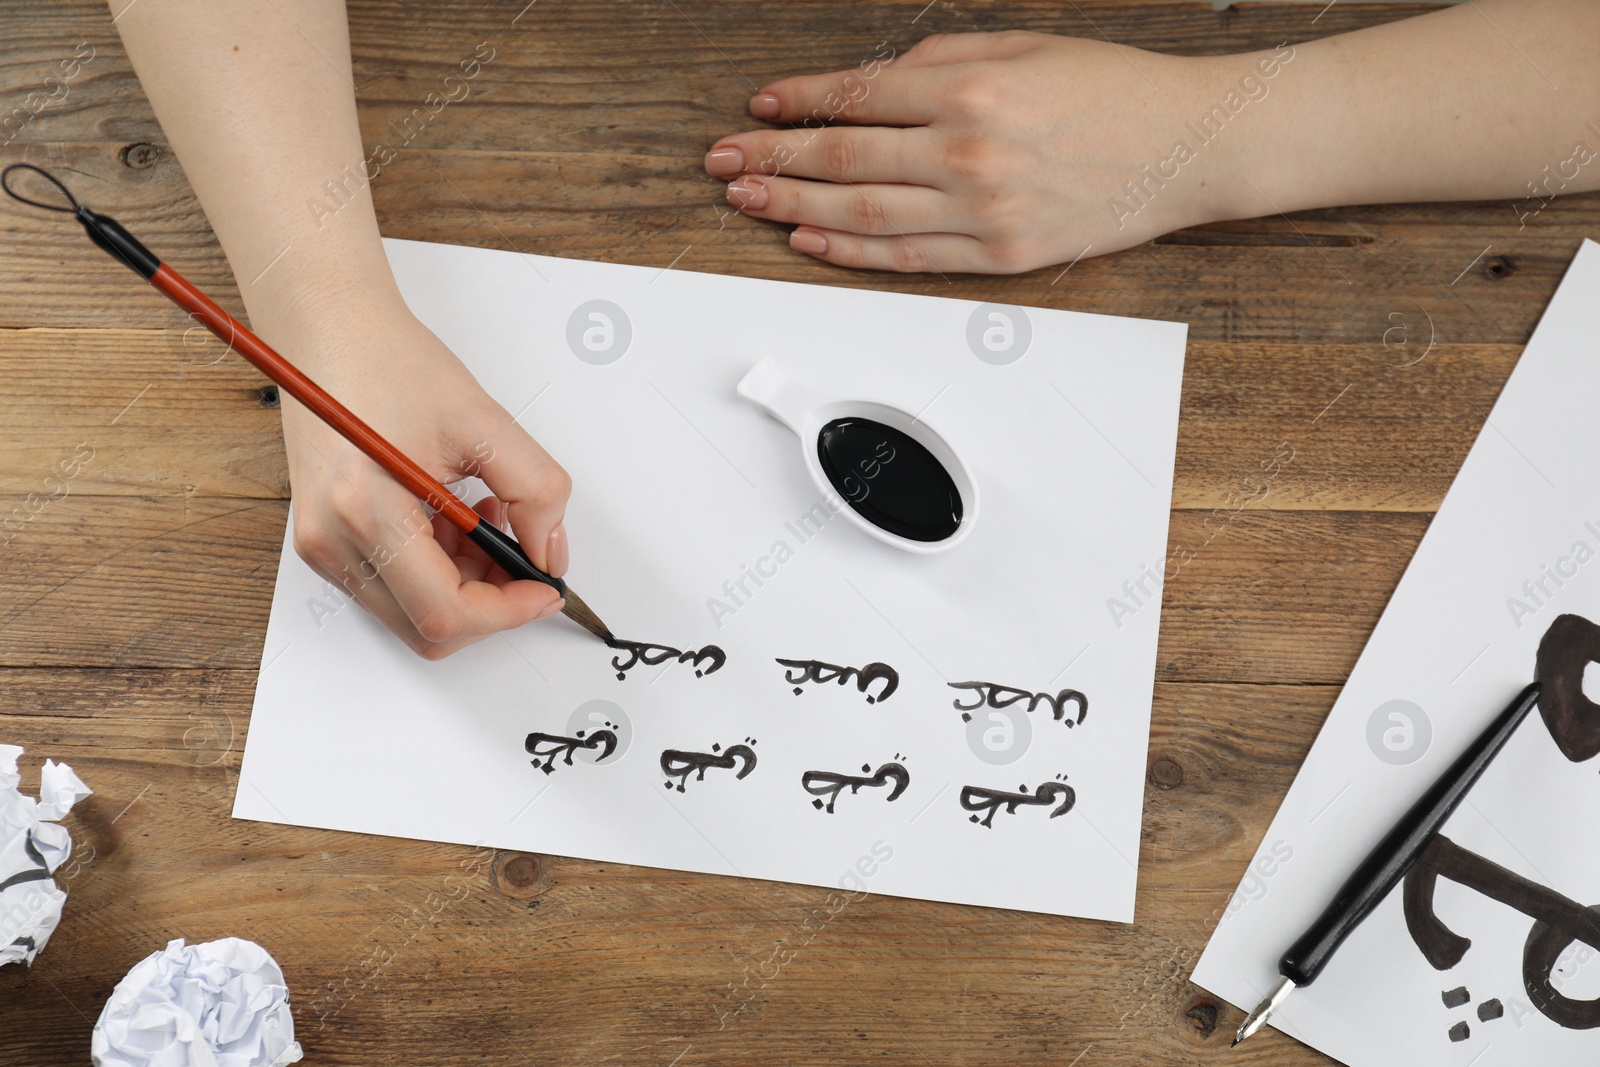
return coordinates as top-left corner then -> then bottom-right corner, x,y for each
0,743 -> 92,966
92,938 -> 305,1067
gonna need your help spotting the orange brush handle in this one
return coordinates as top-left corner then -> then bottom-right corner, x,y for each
150,264 -> 481,532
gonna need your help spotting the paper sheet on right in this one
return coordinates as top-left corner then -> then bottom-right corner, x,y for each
1192,238 -> 1600,1067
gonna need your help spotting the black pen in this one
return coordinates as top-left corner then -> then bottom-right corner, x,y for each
1233,682 -> 1542,1046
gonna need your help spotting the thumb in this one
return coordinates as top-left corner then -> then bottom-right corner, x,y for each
463,417 -> 572,578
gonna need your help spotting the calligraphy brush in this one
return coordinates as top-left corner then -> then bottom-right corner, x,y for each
1232,681 -> 1541,1047
1,164 -> 611,643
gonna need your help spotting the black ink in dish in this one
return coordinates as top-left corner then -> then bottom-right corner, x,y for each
816,417 -> 962,542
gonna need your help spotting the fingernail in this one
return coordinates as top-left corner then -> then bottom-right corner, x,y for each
546,523 -> 569,578
790,228 -> 828,255
537,597 -> 565,621
705,145 -> 744,176
749,93 -> 781,120
728,176 -> 769,210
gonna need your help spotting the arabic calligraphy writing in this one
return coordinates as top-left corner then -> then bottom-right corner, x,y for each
607,638 -> 726,681
661,739 -> 759,792
525,729 -> 618,774
959,777 -> 1076,829
801,761 -> 910,814
776,658 -> 899,703
1404,834 -> 1600,1031
1535,613 -> 1600,763
949,681 -> 1088,726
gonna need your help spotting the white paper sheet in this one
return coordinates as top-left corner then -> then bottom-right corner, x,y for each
234,239 -> 1186,921
1194,240 -> 1600,1063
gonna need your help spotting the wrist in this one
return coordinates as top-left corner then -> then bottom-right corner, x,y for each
1179,43 -> 1311,226
244,257 -> 412,370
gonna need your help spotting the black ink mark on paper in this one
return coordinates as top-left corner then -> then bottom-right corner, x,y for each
1535,613 -> 1600,763
949,681 -> 1088,726
959,775 -> 1076,829
661,738 -> 758,792
1403,834 -> 1600,1030
1478,999 -> 1504,1022
525,729 -> 618,774
1441,986 -> 1470,1009
0,833 -> 50,893
1447,1021 -> 1470,1043
607,638 -> 726,681
801,760 -> 909,813
776,658 -> 899,703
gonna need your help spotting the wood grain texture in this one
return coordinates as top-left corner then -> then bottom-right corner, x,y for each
0,1 -> 1584,1064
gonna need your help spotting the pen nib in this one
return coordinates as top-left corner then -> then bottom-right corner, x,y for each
1233,976 -> 1295,1048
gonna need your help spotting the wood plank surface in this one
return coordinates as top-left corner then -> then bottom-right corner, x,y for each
0,1 -> 1586,1064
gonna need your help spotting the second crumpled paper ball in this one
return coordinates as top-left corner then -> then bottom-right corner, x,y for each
91,937 -> 305,1067
0,743 -> 92,966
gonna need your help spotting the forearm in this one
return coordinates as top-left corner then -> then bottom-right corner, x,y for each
112,0 -> 401,360
1216,0 -> 1600,220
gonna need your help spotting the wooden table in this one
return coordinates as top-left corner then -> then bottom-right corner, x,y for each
3,1 -> 1593,1063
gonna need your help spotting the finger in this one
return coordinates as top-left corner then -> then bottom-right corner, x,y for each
729,176 -> 964,238
889,31 -> 1041,69
468,415 -> 573,577
379,523 -> 563,648
461,496 -> 565,583
787,227 -> 998,274
708,125 -> 930,184
749,67 -> 944,127
300,539 -> 451,654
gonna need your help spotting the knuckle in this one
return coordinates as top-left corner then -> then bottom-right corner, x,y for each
978,193 -> 1029,235
986,243 -> 1032,274
414,639 -> 460,662
890,239 -> 930,273
846,193 -> 890,234
414,606 -> 467,645
324,475 -> 373,531
826,235 -> 863,269
943,73 -> 1000,118
755,137 -> 793,176
823,133 -> 861,179
537,462 -> 573,505
291,514 -> 338,565
941,134 -> 999,180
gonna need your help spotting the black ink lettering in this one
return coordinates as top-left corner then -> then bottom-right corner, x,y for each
801,761 -> 909,813
949,680 -> 1088,726
1403,835 -> 1600,1030
661,739 -> 758,792
1535,613 -> 1600,763
524,729 -> 618,774
775,658 -> 899,703
0,833 -> 50,893
607,637 -> 726,681
959,778 -> 1076,829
